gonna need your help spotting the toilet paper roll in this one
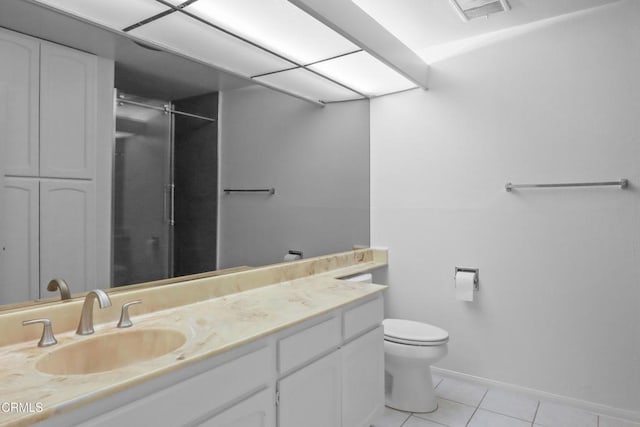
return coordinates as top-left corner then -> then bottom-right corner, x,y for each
284,253 -> 302,262
455,271 -> 475,302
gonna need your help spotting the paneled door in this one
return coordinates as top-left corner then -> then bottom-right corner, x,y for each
0,28 -> 39,177
0,178 -> 39,304
277,351 -> 341,427
40,179 -> 96,296
39,42 -> 97,179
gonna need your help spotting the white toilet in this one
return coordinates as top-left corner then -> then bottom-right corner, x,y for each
383,318 -> 449,413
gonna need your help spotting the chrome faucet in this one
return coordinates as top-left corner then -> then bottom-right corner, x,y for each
47,278 -> 71,301
76,289 -> 112,335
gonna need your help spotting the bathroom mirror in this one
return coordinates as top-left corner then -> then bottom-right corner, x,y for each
0,0 -> 370,311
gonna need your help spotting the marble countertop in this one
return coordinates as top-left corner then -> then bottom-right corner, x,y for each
0,250 -> 387,426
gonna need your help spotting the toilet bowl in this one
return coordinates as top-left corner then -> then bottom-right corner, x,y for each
383,319 -> 449,413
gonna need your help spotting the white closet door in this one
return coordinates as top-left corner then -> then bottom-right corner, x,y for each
0,28 -> 39,176
0,178 -> 39,304
40,179 -> 96,296
40,42 -> 97,179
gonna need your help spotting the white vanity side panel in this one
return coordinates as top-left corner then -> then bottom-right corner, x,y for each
277,316 -> 341,374
78,346 -> 272,427
343,296 -> 383,341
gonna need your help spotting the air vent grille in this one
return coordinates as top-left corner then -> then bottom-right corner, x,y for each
450,0 -> 510,21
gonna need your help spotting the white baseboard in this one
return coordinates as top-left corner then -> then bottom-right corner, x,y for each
431,367 -> 640,423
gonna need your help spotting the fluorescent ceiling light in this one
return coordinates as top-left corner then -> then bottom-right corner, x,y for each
184,0 -> 359,64
33,0 -> 170,31
254,69 -> 363,103
129,12 -> 292,77
309,51 -> 416,97
34,0 -> 425,103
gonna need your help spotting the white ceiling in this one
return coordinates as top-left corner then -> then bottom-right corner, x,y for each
1,0 -> 623,102
352,0 -> 622,60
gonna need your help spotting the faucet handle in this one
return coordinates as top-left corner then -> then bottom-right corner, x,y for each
117,300 -> 142,328
22,318 -> 57,347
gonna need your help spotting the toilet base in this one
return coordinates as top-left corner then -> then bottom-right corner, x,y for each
385,365 -> 438,413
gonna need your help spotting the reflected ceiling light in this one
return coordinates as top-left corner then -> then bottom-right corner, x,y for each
129,12 -> 292,77
288,0 -> 430,89
184,0 -> 360,65
33,0 -> 171,31
309,51 -> 416,97
254,68 -> 363,103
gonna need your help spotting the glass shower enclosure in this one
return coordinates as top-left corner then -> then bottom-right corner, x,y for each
112,91 -> 174,286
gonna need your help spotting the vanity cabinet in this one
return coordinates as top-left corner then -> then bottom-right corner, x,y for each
34,294 -> 384,427
0,28 -> 111,304
276,296 -> 384,427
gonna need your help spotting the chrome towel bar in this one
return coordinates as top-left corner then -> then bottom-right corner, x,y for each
223,188 -> 275,195
505,179 -> 628,192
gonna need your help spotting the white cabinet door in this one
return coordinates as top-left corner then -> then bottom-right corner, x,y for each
0,28 -> 39,176
342,326 -> 385,427
0,178 -> 39,304
197,388 -> 275,427
40,42 -> 96,179
40,179 -> 96,295
73,347 -> 272,427
278,350 -> 341,427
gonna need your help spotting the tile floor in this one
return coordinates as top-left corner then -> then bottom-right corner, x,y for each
372,374 -> 640,427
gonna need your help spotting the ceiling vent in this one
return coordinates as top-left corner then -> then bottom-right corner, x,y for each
449,0 -> 511,21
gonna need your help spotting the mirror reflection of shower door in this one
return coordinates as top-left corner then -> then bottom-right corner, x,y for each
113,92 -> 173,286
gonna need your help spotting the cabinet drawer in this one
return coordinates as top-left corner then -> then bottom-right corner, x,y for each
343,296 -> 383,341
80,346 -> 272,427
278,316 -> 341,374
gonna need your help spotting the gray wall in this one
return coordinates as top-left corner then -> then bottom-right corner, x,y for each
371,1 -> 640,413
218,86 -> 370,268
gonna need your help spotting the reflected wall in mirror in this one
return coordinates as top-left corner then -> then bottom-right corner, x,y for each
0,0 -> 370,311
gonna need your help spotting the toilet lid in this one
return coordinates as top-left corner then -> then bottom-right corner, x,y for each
383,319 -> 449,345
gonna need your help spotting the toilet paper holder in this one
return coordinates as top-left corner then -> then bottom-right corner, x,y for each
454,267 -> 479,291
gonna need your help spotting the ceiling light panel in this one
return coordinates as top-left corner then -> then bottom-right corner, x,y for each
33,0 -> 170,31
309,51 -> 417,97
254,69 -> 364,103
184,0 -> 359,64
129,12 -> 292,77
